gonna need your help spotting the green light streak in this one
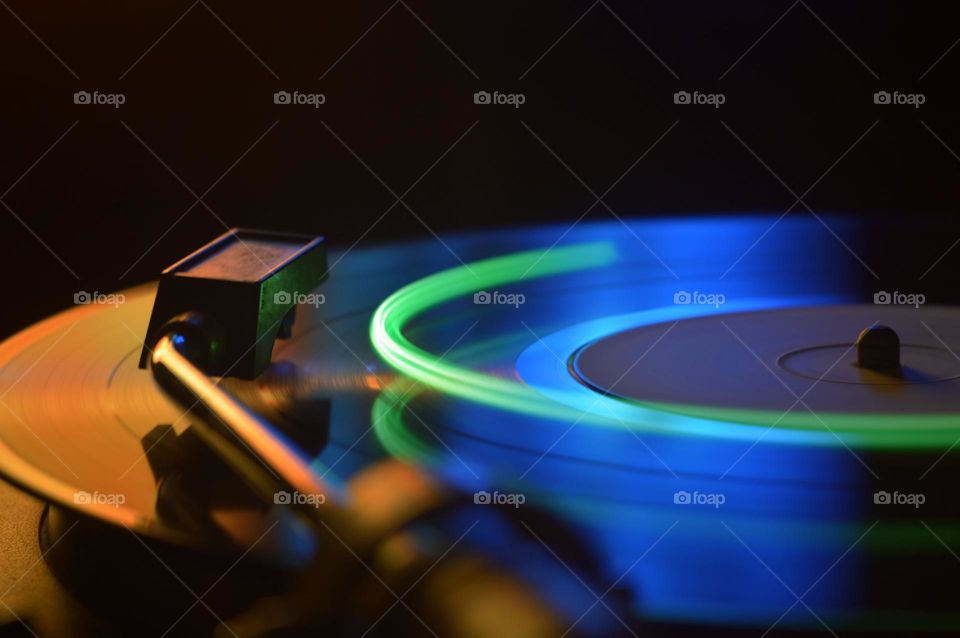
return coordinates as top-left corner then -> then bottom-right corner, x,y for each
372,377 -> 960,556
634,402 -> 960,449
370,243 -> 960,449
370,243 -> 619,421
372,378 -> 438,465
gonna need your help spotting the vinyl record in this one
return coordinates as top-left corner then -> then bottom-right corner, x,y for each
0,215 -> 957,635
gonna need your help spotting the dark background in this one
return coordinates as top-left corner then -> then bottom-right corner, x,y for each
1,1 -> 958,336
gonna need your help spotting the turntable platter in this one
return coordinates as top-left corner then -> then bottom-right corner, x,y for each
571,304 -> 960,414
1,216 -> 959,634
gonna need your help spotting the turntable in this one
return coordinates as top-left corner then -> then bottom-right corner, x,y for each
0,215 -> 956,637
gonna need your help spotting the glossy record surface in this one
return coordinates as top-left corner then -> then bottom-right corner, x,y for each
0,216 -> 957,633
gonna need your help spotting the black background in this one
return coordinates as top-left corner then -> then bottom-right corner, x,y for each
1,1 -> 958,336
